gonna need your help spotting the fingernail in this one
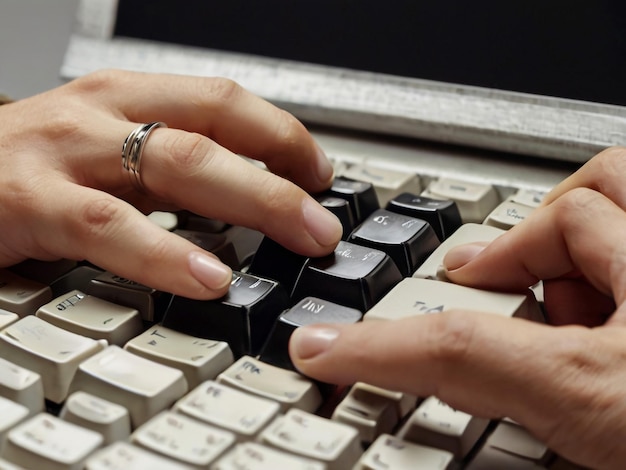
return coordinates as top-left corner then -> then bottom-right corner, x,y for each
315,143 -> 335,185
302,198 -> 343,247
443,243 -> 486,271
291,326 -> 339,360
188,252 -> 232,290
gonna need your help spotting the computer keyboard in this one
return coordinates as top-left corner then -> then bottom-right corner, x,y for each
0,145 -> 586,470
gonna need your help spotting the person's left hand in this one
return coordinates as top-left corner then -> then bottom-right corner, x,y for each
0,70 -> 342,299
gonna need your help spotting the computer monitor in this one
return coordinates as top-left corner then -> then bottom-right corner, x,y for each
113,0 -> 626,107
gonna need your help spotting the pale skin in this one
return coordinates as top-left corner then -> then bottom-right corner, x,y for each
290,146 -> 626,469
0,69 -> 342,298
2,69 -> 625,469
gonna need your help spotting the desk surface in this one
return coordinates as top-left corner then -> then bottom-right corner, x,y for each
0,0 -> 79,98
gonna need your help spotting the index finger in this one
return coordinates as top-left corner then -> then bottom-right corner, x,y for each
72,70 -> 334,192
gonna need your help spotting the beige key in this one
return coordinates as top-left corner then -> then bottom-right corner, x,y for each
173,380 -> 280,441
59,391 -> 131,445
413,223 -> 505,280
483,418 -> 551,462
217,356 -> 322,413
398,396 -> 490,459
0,458 -> 26,470
124,325 -> 234,389
3,413 -> 103,470
0,397 -> 29,444
341,163 -> 422,206
0,269 -> 52,317
0,309 -> 19,330
355,434 -> 455,470
68,345 -> 188,427
510,188 -> 548,208
259,408 -> 361,470
422,177 -> 500,223
211,442 -> 326,470
87,271 -> 165,322
147,211 -> 178,231
0,357 -> 44,414
85,441 -> 194,470
132,411 -> 235,467
332,382 -> 416,444
36,290 -> 143,346
0,316 -> 107,403
365,277 -> 543,323
483,197 -> 535,230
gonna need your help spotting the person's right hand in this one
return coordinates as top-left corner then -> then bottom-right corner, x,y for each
290,147 -> 626,469
0,70 -> 342,299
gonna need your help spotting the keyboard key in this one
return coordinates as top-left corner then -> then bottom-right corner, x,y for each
332,382 -> 416,444
386,192 -> 462,241
85,441 -> 193,470
0,458 -> 26,470
49,265 -> 103,298
397,396 -> 490,459
87,271 -> 171,322
247,236 -> 309,295
212,442 -> 326,470
3,413 -> 103,470
36,290 -> 143,346
479,418 -> 551,463
162,272 -> 290,358
422,177 -> 500,223
259,297 -> 362,371
8,259 -> 77,286
258,408 -> 361,470
348,208 -> 440,276
323,176 -> 380,223
0,396 -> 29,444
124,325 -> 234,389
413,223 -> 505,281
354,434 -> 455,470
0,269 -> 52,317
173,380 -> 280,441
340,163 -> 422,206
217,356 -> 322,413
147,211 -> 178,231
131,411 -> 235,467
510,188 -> 548,208
174,229 -> 239,270
68,345 -> 188,427
59,391 -> 131,445
364,277 -> 543,323
483,197 -> 535,230
0,357 -> 44,414
0,316 -> 107,404
318,196 -> 356,238
292,241 -> 402,312
0,309 -> 19,330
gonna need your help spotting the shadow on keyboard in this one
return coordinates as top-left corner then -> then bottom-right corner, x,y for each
0,166 -> 587,469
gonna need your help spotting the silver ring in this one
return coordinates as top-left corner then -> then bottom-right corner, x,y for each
121,121 -> 167,191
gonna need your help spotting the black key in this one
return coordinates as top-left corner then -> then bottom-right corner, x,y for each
86,272 -> 171,323
162,272 -> 290,358
322,176 -> 379,224
175,229 -> 240,269
259,297 -> 362,371
317,196 -> 355,239
386,192 -> 462,241
292,241 -> 402,312
9,259 -> 77,285
348,209 -> 440,277
176,211 -> 229,233
49,265 -> 103,298
247,237 -> 308,296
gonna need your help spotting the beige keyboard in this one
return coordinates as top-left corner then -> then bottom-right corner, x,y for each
0,153 -> 587,470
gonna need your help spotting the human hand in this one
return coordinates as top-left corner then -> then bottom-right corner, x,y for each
0,69 -> 342,299
290,146 -> 626,469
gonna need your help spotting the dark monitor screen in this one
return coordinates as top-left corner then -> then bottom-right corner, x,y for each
114,1 -> 626,106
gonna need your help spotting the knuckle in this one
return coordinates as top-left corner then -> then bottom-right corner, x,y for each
74,197 -> 122,243
70,69 -> 127,95
202,77 -> 244,108
551,187 -> 600,227
161,131 -> 216,176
